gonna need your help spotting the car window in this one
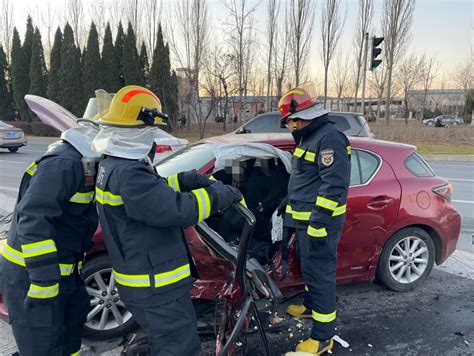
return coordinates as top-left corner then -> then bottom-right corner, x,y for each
243,115 -> 276,133
156,143 -> 215,177
327,114 -> 352,132
350,149 -> 381,186
404,153 -> 434,177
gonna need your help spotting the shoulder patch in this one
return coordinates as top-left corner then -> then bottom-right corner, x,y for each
320,149 -> 334,167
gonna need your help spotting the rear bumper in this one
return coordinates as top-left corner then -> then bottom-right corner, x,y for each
436,206 -> 461,264
0,137 -> 27,148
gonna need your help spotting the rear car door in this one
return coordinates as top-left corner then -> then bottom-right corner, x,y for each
336,148 -> 402,281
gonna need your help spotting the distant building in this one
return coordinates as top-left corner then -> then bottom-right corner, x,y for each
406,89 -> 465,115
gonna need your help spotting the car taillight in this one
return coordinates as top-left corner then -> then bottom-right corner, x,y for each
155,145 -> 173,153
432,183 -> 452,203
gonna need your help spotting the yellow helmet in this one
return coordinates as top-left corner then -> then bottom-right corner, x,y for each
98,85 -> 167,127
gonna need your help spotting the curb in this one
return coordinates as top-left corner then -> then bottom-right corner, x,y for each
421,154 -> 474,162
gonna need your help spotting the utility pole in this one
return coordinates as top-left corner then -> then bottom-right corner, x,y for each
361,32 -> 369,115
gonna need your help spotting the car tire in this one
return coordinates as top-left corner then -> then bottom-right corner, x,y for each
81,253 -> 138,340
427,121 -> 433,126
376,227 -> 435,292
8,147 -> 18,152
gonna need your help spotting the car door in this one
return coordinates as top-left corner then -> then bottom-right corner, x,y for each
336,148 -> 402,281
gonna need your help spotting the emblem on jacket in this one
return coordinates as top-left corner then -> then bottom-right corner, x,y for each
321,149 -> 334,167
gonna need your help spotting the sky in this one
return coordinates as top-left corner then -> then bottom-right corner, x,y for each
7,0 -> 473,89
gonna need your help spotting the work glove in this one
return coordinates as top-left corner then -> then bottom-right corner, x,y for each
24,281 -> 59,310
179,170 -> 214,191
206,182 -> 243,213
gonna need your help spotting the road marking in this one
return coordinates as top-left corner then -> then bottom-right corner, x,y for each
0,160 -> 27,165
446,178 -> 474,182
453,200 -> 474,204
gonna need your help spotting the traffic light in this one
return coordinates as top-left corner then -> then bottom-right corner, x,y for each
370,36 -> 384,71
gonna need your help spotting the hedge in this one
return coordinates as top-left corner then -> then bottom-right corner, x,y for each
8,121 -> 61,137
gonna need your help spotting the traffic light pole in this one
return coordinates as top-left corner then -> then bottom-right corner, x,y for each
361,32 -> 369,115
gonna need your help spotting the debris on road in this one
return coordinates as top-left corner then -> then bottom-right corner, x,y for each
333,335 -> 350,348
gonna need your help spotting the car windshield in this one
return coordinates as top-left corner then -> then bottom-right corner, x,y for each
156,143 -> 215,177
0,121 -> 14,129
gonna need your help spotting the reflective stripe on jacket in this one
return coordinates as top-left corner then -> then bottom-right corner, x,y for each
285,115 -> 351,230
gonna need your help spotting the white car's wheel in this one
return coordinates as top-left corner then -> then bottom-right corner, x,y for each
376,227 -> 435,291
81,254 -> 137,340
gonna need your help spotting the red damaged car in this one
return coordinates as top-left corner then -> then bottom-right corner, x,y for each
0,132 -> 461,353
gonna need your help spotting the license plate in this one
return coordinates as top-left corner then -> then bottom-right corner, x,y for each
4,133 -> 18,139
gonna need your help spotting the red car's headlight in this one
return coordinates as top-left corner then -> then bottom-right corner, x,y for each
432,183 -> 452,203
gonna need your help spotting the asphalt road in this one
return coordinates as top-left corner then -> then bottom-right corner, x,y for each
0,139 -> 473,355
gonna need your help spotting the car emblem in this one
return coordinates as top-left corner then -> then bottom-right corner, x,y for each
321,149 -> 334,166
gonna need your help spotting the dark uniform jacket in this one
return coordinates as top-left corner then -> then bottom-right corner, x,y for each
285,115 -> 351,237
0,141 -> 98,296
95,156 -> 225,307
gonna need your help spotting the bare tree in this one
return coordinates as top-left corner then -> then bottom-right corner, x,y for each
419,54 -> 438,118
368,62 -> 387,119
108,0 -> 125,34
320,0 -> 345,108
222,0 -> 259,121
288,0 -> 315,86
452,60 -> 473,116
169,0 -> 210,138
395,53 -> 423,123
89,0 -> 108,45
352,0 -> 373,105
0,0 -> 14,62
265,0 -> 280,110
273,9 -> 291,102
381,0 -> 416,123
144,0 -> 163,58
206,46 -> 236,131
67,0 -> 85,48
125,0 -> 141,41
331,52 -> 350,111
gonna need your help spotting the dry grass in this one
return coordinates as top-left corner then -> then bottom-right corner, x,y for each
174,120 -> 474,155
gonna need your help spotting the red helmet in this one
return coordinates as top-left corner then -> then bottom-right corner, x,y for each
278,83 -> 317,120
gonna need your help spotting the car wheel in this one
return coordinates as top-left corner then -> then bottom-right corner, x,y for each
8,147 -> 18,152
81,254 -> 138,340
427,121 -> 433,126
376,227 -> 435,292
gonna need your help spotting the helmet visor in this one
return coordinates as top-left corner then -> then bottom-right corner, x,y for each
82,89 -> 115,121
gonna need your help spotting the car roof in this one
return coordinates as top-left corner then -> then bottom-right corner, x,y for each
203,132 -> 415,155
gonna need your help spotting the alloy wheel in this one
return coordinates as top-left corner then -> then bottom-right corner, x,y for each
85,268 -> 133,331
388,236 -> 429,284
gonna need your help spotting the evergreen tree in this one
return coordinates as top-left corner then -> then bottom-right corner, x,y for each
115,22 -> 125,87
138,41 -> 149,86
122,23 -> 141,85
149,25 -> 177,122
0,45 -> 14,120
149,25 -> 169,103
10,28 -> 30,121
60,23 -> 83,116
83,22 -> 103,99
101,23 -> 120,92
22,16 -> 35,70
48,27 -> 62,103
29,28 -> 48,100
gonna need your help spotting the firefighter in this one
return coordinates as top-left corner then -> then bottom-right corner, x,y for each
0,120 -> 99,356
278,84 -> 351,354
91,85 -> 242,355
